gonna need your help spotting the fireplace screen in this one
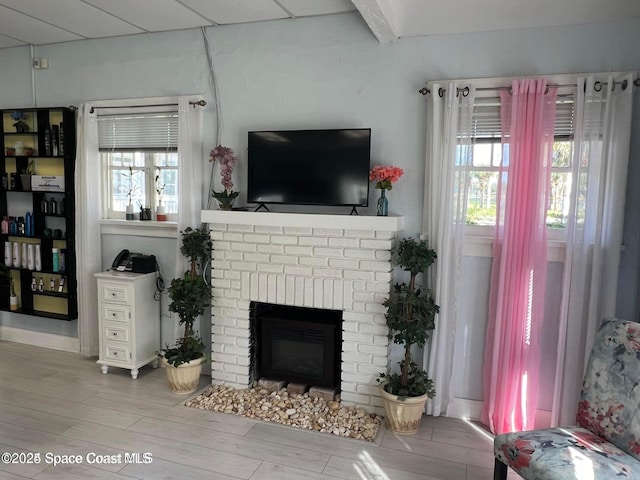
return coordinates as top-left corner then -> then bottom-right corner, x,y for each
255,303 -> 342,388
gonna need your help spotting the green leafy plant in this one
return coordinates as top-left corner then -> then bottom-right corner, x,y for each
162,227 -> 212,367
155,167 -> 166,204
21,160 -> 35,175
378,237 -> 439,398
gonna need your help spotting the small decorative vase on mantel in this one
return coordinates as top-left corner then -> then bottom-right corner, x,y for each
376,189 -> 389,216
125,202 -> 134,221
215,196 -> 236,211
156,200 -> 167,221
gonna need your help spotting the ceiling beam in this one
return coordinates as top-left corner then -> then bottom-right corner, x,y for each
351,0 -> 398,44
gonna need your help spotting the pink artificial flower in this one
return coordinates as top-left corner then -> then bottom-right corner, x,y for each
369,165 -> 404,190
209,145 -> 238,193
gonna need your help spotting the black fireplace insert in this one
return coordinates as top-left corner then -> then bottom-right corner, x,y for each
254,303 -> 342,389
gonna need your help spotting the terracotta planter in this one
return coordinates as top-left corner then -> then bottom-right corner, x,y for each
161,356 -> 205,394
380,385 -> 429,435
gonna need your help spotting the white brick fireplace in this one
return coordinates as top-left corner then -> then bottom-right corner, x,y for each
201,210 -> 404,415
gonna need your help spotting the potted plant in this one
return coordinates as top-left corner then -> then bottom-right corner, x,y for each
160,227 -> 212,393
9,275 -> 18,311
20,160 -> 35,191
378,237 -> 439,435
209,145 -> 239,210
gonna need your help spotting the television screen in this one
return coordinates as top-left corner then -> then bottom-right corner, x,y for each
247,128 -> 370,207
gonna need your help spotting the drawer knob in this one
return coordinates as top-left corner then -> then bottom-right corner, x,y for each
112,313 -> 117,317
111,293 -> 117,297
113,352 -> 118,356
113,332 -> 117,336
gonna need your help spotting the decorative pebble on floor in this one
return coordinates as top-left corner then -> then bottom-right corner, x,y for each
185,385 -> 383,441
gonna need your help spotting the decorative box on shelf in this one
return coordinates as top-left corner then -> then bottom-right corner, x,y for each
31,175 -> 64,192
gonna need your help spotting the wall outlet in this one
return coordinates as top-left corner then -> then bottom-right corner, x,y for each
33,58 -> 49,69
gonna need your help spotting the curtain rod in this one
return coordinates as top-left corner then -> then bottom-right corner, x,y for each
89,99 -> 206,114
419,78 -> 640,96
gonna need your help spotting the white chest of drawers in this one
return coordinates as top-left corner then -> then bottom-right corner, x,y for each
94,271 -> 159,379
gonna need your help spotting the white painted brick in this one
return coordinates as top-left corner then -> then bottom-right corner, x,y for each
211,278 -> 231,289
343,311 -> 374,323
333,280 -> 343,309
225,289 -> 241,299
212,343 -> 225,353
342,322 -> 359,332
276,275 -> 286,304
212,352 -> 236,364
271,255 -> 299,265
243,233 -> 270,243
211,260 -> 231,270
224,364 -> 250,375
211,306 -> 224,317
299,256 -> 329,267
250,273 -> 259,300
353,291 -> 375,303
257,244 -> 285,254
344,249 -> 377,260
313,228 -> 344,237
216,372 -> 238,383
284,245 -> 314,256
232,243 -> 257,253
345,229 -> 376,239
371,356 -> 388,367
231,280 -> 241,290
213,241 -> 232,251
353,281 -> 366,292
255,225 -> 283,234
241,272 -> 250,299
375,272 -> 392,283
343,270 -> 375,281
224,270 -> 241,280
357,344 -> 388,356
211,269 -> 225,279
341,362 -> 357,373
328,237 -> 359,248
230,261 -> 257,272
222,308 -> 250,320
284,266 -> 313,276
365,303 -> 387,314
236,374 -> 251,385
313,278 -> 323,308
284,226 -> 313,235
374,293 -> 388,304
323,279 -> 333,309
312,268 -> 342,279
360,260 -> 391,272
211,334 -> 236,345
223,232 -> 244,242
236,337 -> 251,348
343,280 -> 354,310
373,335 -> 389,346
375,231 -> 396,240
341,382 -> 358,393
375,250 -> 392,261
357,364 -> 386,375
228,224 -> 255,232
212,326 -> 225,335
285,276 -> 295,305
304,277 -> 314,307
358,323 -> 388,335
236,319 -> 250,329
210,230 -> 225,240
226,327 -> 251,339
342,342 -> 356,353
340,392 -> 371,404
224,251 -> 244,261
257,263 -> 284,274
313,247 -> 343,257
342,331 -> 373,344
294,276 -> 305,306
366,282 -> 391,293
237,355 -> 251,367
215,316 -> 237,327
267,274 -> 278,303
209,223 -> 227,231
271,235 -> 298,245
258,273 -> 268,302
299,236 -> 328,247
244,253 -> 270,263
328,258 -> 359,269
356,384 -> 381,396
211,287 -> 226,298
237,300 -> 251,309
360,239 -> 393,250
342,352 -> 373,363
342,372 -> 373,384
352,302 -> 367,312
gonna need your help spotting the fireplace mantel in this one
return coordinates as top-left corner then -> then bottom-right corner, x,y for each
202,210 -> 404,231
202,209 -> 404,415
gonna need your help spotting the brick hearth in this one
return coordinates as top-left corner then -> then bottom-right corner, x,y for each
201,210 -> 404,415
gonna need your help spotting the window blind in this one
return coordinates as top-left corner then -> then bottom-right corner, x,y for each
471,97 -> 575,140
97,113 -> 178,151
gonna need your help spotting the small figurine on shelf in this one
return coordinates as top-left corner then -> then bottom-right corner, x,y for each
11,111 -> 29,133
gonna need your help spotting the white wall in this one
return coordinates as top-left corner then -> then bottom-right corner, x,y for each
0,13 -> 637,378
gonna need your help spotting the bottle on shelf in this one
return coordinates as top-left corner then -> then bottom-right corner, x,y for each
17,217 -> 25,236
58,277 -> 65,293
4,242 -> 11,267
9,217 -> 16,235
35,244 -> 41,271
49,197 -> 57,215
27,244 -> 34,270
31,277 -> 36,292
25,212 -> 31,236
1,216 -> 7,234
49,277 -> 55,291
52,248 -> 60,273
21,243 -> 27,269
40,196 -> 48,214
38,277 -> 44,292
12,242 -> 20,268
44,127 -> 51,156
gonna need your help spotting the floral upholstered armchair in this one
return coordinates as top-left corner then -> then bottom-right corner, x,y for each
493,318 -> 640,479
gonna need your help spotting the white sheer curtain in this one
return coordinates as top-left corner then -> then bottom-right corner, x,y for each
75,103 -> 102,355
552,73 -> 635,425
422,83 -> 475,416
174,95 -> 204,340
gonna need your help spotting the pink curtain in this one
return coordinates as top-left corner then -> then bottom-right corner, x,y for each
482,79 -> 557,434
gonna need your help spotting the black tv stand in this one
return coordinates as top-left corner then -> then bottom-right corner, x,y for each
349,206 -> 359,215
254,203 -> 270,212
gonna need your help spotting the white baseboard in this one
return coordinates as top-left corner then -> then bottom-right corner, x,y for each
0,326 -> 79,353
446,397 -> 552,429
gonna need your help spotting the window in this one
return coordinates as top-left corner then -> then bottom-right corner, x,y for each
462,97 -> 575,229
98,112 -> 178,220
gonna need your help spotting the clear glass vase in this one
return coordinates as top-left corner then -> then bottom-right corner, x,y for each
215,196 -> 236,211
376,189 -> 388,216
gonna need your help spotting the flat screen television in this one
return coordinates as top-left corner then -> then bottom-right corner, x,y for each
247,128 -> 371,207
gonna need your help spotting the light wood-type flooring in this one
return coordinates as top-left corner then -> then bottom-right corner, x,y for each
0,341 -> 519,480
